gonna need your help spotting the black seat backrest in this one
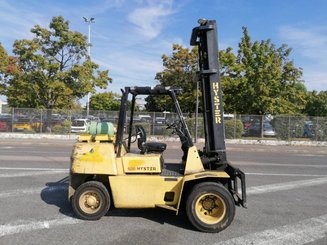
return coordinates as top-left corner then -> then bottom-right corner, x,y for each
135,125 -> 146,151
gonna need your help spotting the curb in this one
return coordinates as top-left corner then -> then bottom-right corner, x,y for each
226,139 -> 327,147
1,133 -> 326,147
0,133 -> 78,140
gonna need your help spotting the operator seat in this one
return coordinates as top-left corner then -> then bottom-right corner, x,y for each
135,125 -> 166,154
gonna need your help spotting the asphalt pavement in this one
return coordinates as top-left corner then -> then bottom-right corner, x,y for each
0,139 -> 327,244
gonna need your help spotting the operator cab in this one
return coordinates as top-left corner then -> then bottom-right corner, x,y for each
115,85 -> 193,175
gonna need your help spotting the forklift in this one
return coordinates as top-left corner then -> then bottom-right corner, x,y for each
69,19 -> 246,233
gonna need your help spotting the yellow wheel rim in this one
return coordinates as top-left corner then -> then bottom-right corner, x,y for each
79,190 -> 102,214
195,193 -> 226,224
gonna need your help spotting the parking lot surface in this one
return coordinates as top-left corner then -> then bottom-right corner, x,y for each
0,139 -> 327,245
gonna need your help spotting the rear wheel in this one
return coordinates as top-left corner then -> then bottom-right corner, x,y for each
186,182 -> 235,233
72,181 -> 110,220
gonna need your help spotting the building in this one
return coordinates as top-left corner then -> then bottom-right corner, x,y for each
0,98 -> 8,114
136,97 -> 146,111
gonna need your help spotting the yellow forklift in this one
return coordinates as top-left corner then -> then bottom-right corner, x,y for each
69,19 -> 246,233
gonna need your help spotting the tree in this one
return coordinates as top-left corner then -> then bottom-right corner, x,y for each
219,47 -> 244,113
147,28 -> 307,116
223,27 -> 306,115
145,44 -> 198,113
303,91 -> 327,116
0,16 -> 111,129
0,43 -> 8,84
0,43 -> 19,93
0,43 -> 8,93
90,92 -> 121,111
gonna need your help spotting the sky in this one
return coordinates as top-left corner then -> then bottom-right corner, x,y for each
0,0 -> 327,104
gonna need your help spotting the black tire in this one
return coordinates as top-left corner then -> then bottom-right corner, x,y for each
72,181 -> 110,220
186,182 -> 235,233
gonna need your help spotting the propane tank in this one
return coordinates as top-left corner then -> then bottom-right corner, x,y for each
87,121 -> 115,137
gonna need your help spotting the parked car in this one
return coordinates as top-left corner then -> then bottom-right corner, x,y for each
12,117 -> 41,132
244,122 -> 276,137
0,114 -> 12,132
101,117 -> 118,124
138,114 -> 152,122
71,119 -> 90,133
263,123 -> 277,137
303,121 -> 315,138
0,120 -> 10,132
155,117 -> 166,125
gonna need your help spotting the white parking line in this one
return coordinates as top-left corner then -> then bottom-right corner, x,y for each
0,217 -> 82,237
0,185 -> 67,198
247,176 -> 327,195
246,172 -> 327,177
0,155 -> 68,162
0,170 -> 67,178
215,214 -> 327,245
233,161 -> 327,168
0,167 -> 68,171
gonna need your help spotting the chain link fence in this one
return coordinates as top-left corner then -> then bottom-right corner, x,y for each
1,108 -> 327,141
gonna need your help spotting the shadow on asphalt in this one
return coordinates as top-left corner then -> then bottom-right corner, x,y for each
106,208 -> 194,231
40,176 -> 75,217
40,177 -> 195,231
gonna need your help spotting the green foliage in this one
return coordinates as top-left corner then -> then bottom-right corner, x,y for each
272,115 -> 307,140
147,28 -> 307,116
316,118 -> 327,141
51,119 -> 72,134
90,92 -> 121,111
222,27 -> 306,115
185,117 -> 204,138
145,44 -> 198,113
0,43 -> 19,93
272,116 -> 327,141
186,117 -> 243,139
0,16 -> 111,110
0,43 -> 8,89
303,91 -> 327,116
225,119 -> 244,139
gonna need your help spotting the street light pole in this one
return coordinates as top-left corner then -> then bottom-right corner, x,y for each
83,17 -> 95,118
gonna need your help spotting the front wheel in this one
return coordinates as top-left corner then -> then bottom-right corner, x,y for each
72,181 -> 110,220
186,182 -> 235,233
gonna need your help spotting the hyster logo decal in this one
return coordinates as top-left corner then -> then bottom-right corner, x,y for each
136,166 -> 157,171
213,82 -> 221,124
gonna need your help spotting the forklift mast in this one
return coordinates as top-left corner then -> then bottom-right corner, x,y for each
191,19 -> 227,164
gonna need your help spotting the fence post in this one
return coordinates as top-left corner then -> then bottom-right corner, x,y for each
260,115 -> 264,138
288,116 -> 291,140
240,114 -> 242,138
11,108 -> 14,132
68,109 -> 71,135
152,111 -> 155,135
40,109 -> 43,134
233,113 -> 236,139
316,116 -> 319,141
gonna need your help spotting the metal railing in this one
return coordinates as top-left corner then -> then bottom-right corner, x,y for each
1,108 -> 326,142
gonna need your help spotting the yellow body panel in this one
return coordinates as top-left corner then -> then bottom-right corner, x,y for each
122,153 -> 162,173
71,142 -> 117,175
184,146 -> 205,174
183,171 -> 230,181
109,175 -> 183,208
69,139 -> 232,213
